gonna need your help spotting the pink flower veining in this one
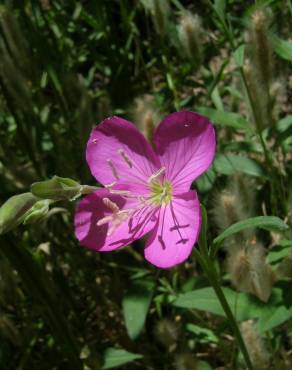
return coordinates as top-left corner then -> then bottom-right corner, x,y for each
75,111 -> 216,268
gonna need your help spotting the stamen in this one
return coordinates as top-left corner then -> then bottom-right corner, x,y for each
109,189 -> 130,196
106,212 -> 129,236
147,167 -> 166,183
104,181 -> 117,189
117,208 -> 135,215
107,159 -> 120,180
160,187 -> 167,201
118,149 -> 133,168
97,215 -> 113,226
102,197 -> 119,213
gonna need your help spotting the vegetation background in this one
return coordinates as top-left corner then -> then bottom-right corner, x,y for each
0,0 -> 291,369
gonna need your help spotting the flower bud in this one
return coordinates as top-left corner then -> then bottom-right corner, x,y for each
31,176 -> 82,201
240,320 -> 270,369
0,193 -> 38,234
23,199 -> 51,224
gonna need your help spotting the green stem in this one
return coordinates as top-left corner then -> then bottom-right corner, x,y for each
194,250 -> 254,370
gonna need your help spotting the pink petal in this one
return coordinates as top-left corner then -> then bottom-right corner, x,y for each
153,111 -> 216,193
75,189 -> 158,252
86,116 -> 160,192
144,190 -> 201,268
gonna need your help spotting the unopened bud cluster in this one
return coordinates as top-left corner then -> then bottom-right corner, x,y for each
240,320 -> 270,369
177,11 -> 203,70
154,318 -> 179,350
141,0 -> 170,36
244,8 -> 276,127
131,94 -> 162,144
214,175 -> 274,302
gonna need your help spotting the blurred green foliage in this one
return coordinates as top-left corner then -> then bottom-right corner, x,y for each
0,1 -> 291,369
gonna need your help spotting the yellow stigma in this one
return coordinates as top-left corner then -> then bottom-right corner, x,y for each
150,180 -> 173,205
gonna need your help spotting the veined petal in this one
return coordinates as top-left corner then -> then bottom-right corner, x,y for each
75,189 -> 158,252
154,111 -> 216,192
144,190 -> 201,268
86,116 -> 160,192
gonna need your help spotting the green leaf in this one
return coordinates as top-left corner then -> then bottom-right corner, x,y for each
234,44 -> 245,67
174,287 -> 232,316
257,304 -> 292,333
174,287 -> 289,323
213,216 -> 288,247
196,107 -> 249,130
276,115 -> 292,133
0,193 -> 38,234
267,242 -> 292,264
122,280 -> 154,340
275,116 -> 292,145
31,176 -> 82,201
186,323 -> 219,343
102,348 -> 143,369
196,167 -> 216,193
213,0 -> 226,22
270,34 -> 292,61
213,154 -> 265,177
197,360 -> 213,370
208,60 -> 229,96
257,282 -> 292,332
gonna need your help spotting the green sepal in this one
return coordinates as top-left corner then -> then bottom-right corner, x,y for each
31,176 -> 82,201
23,199 -> 52,224
0,193 -> 38,234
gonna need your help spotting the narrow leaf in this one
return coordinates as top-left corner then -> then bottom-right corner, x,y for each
257,305 -> 292,333
197,107 -> 249,130
174,287 -> 288,323
122,280 -> 154,340
102,348 -> 143,369
270,34 -> 292,61
213,154 -> 265,177
213,216 -> 288,246
234,44 -> 245,67
213,0 -> 226,22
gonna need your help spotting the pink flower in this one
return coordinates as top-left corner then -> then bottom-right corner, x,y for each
75,111 -> 216,268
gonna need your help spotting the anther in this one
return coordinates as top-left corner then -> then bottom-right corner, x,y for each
107,159 -> 120,180
118,149 -> 133,168
102,197 -> 119,213
147,167 -> 166,183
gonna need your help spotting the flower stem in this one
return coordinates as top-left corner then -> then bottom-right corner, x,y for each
194,249 -> 254,370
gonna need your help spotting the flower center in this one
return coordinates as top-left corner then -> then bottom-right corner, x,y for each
97,150 -> 173,234
149,180 -> 173,205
